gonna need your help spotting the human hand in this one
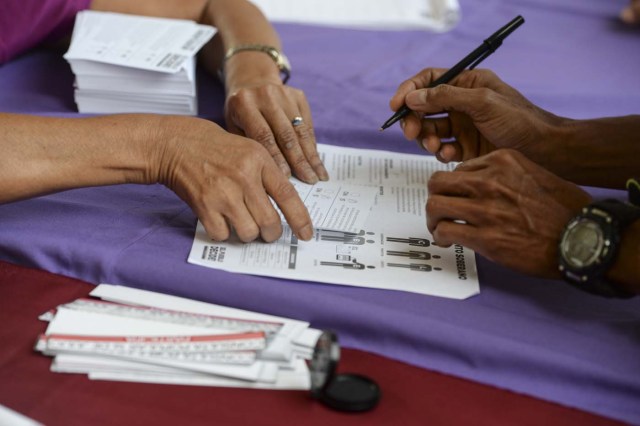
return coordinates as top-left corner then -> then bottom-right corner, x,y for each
426,149 -> 591,277
621,0 -> 640,25
389,68 -> 564,165
224,71 -> 329,185
153,117 -> 314,243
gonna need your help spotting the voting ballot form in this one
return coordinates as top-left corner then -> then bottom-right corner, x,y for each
189,144 -> 479,300
36,284 -> 322,389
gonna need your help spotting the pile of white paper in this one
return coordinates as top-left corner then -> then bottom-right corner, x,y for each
249,0 -> 460,32
64,11 -> 216,115
36,284 -> 322,390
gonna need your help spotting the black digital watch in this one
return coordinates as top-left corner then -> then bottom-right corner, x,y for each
558,199 -> 640,298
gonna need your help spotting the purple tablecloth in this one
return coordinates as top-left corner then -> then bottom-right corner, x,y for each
1,0 -> 639,423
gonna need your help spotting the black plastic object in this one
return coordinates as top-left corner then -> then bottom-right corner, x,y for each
309,331 -> 381,412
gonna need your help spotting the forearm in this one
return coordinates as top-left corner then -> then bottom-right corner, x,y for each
544,115 -> 640,188
0,113 -> 159,202
607,220 -> 640,294
200,0 -> 283,93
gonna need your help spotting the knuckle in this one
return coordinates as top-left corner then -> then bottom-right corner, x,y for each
256,211 -> 281,231
428,171 -> 446,188
432,84 -> 453,101
295,126 -> 313,144
475,87 -> 495,105
479,68 -> 497,80
292,87 -> 305,98
206,224 -> 230,242
226,89 -> 250,107
243,146 -> 270,168
278,129 -> 299,150
491,148 -> 519,165
252,127 -> 277,148
237,225 -> 260,243
425,197 -> 436,216
272,180 -> 299,201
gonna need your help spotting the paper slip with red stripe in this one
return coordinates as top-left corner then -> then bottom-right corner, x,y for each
35,284 -> 323,389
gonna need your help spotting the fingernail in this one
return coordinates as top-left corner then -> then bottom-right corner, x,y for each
400,119 -> 405,129
304,168 -> 319,184
317,165 -> 330,181
299,224 -> 314,241
421,138 -> 429,150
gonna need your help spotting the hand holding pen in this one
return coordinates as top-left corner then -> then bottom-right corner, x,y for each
382,15 -> 524,129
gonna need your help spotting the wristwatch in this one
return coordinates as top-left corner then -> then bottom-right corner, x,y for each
558,199 -> 640,298
221,44 -> 291,84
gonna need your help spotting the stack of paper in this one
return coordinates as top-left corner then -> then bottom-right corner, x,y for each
249,0 -> 460,32
36,284 -> 322,390
64,11 -> 216,115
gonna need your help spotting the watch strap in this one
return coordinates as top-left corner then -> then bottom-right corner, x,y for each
627,178 -> 640,206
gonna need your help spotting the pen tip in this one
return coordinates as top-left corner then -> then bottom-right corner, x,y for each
378,127 -> 384,132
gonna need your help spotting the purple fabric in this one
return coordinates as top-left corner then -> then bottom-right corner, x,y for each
1,0 -> 639,423
0,0 -> 91,65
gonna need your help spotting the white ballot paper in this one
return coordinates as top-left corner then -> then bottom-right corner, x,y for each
35,284 -> 322,390
188,144 -> 479,300
249,0 -> 460,32
64,11 -> 215,115
281,180 -> 376,234
65,11 -> 215,73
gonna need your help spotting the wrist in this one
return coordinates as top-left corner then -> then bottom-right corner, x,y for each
547,116 -> 640,188
222,50 -> 287,92
532,116 -> 577,176
63,114 -> 161,188
607,219 -> 640,293
142,115 -> 189,186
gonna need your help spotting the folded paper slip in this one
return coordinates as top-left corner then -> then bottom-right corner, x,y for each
36,332 -> 265,364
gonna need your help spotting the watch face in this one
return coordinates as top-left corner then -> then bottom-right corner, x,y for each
560,218 -> 605,268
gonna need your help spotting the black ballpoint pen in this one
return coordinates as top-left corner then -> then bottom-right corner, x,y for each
380,15 -> 525,131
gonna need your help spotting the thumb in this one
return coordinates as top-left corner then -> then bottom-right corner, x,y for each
405,84 -> 483,117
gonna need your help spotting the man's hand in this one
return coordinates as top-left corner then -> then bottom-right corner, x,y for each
621,0 -> 640,25
389,68 -> 564,165
426,149 -> 591,277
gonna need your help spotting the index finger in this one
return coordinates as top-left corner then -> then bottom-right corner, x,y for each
262,162 -> 314,241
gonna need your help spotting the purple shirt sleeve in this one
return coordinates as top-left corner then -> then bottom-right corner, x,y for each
0,0 -> 92,64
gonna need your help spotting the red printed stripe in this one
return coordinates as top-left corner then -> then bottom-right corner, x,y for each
43,331 -> 265,343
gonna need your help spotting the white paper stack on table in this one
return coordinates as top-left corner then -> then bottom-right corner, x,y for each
64,11 -> 216,115
35,284 -> 323,390
249,0 -> 460,32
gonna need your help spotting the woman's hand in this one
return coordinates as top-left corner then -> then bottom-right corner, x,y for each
223,52 -> 329,185
153,116 -> 314,243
